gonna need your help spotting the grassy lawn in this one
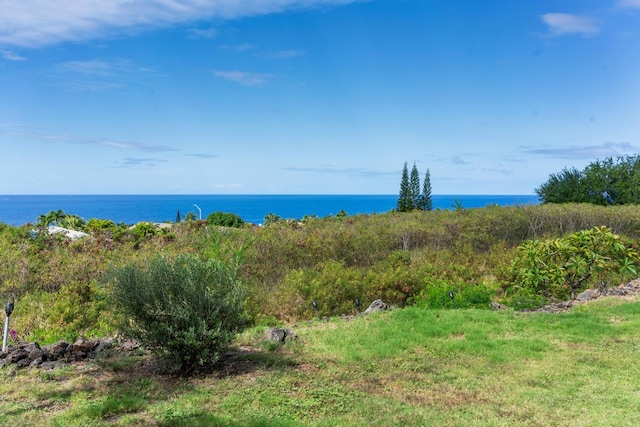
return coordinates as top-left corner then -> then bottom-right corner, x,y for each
1,296 -> 639,426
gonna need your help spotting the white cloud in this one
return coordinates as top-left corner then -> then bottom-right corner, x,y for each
540,13 -> 600,37
617,0 -> 640,9
0,49 -> 26,60
0,0 -> 365,48
213,70 -> 272,86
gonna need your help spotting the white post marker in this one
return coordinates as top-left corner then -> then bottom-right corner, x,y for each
2,301 -> 13,352
193,204 -> 202,220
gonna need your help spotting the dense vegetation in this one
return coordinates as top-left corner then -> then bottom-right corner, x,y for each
536,154 -> 640,205
2,202 -> 639,349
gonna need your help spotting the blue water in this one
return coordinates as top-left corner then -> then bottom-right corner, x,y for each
0,194 -> 539,227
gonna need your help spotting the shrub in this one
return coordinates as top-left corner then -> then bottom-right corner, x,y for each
415,280 -> 494,310
507,226 -> 639,301
206,211 -> 245,228
86,218 -> 117,232
272,261 -> 364,320
14,281 -> 113,344
105,254 -> 247,375
129,222 -> 160,239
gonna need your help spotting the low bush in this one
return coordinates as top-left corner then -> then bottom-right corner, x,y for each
414,279 -> 494,310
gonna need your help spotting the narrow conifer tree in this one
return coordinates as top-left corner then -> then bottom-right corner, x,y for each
176,210 -> 181,223
410,163 -> 421,210
422,169 -> 433,211
397,162 -> 412,212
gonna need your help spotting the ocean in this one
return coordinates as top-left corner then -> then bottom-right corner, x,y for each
0,194 -> 539,227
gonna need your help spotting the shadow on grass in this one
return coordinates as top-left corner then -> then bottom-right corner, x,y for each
161,413 -> 303,427
207,345 -> 299,379
27,345 -> 299,426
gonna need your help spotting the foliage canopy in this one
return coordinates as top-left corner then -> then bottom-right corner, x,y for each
536,155 -> 640,205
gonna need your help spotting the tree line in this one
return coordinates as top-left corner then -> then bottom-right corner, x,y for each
537,155 -> 640,205
397,162 -> 432,212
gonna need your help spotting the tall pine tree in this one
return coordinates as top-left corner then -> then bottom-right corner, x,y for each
397,162 -> 412,212
410,163 -> 421,210
421,169 -> 433,211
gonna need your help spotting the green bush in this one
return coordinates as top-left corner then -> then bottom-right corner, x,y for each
507,226 -> 639,301
13,281 -> 113,343
129,222 -> 160,239
206,211 -> 245,228
273,261 -> 364,320
415,280 -> 493,310
105,254 -> 247,375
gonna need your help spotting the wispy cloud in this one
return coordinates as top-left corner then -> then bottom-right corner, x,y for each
3,128 -> 178,153
187,27 -> 218,39
186,153 -> 218,159
523,142 -> 637,159
540,13 -> 600,37
256,49 -> 306,59
447,156 -> 470,165
0,49 -> 26,61
284,165 -> 396,178
48,59 -> 156,91
213,70 -> 272,86
219,43 -> 256,52
617,0 -> 640,9
0,0 -> 364,48
117,157 -> 167,168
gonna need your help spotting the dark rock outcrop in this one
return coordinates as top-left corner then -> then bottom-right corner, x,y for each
1,337 -> 122,370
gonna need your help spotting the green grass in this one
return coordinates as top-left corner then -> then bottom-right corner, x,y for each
2,297 -> 640,426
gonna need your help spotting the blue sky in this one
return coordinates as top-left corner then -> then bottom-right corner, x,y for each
0,0 -> 638,195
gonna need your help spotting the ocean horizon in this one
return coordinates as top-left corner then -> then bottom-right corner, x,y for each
0,194 -> 540,227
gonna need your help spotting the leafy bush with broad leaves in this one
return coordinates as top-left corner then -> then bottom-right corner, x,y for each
129,222 -> 161,239
506,226 -> 638,302
105,254 -> 247,375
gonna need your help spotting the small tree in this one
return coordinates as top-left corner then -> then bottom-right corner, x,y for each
106,254 -> 247,375
397,162 -> 412,212
410,163 -> 421,210
264,213 -> 282,225
176,210 -> 181,223
421,168 -> 433,211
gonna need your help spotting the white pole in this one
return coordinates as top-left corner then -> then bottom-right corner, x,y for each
193,204 -> 202,220
2,316 -> 9,352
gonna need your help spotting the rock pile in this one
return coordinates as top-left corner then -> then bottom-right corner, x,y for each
364,299 -> 389,314
523,279 -> 640,314
266,327 -> 298,343
0,337 -> 138,370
